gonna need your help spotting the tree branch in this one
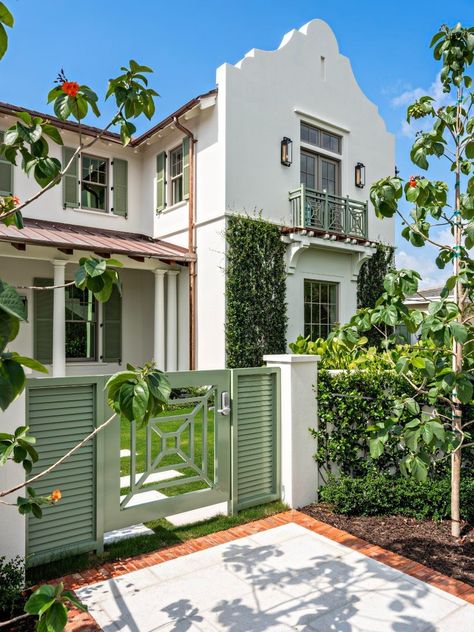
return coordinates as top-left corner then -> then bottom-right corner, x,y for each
0,412 -> 117,499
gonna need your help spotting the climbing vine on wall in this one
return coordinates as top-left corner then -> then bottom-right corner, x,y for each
357,243 -> 395,346
225,214 -> 287,368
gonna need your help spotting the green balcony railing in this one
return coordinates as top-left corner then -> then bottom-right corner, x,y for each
289,185 -> 368,239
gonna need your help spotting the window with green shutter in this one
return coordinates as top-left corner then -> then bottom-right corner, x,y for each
62,147 -> 79,208
0,131 -> 13,196
156,151 -> 166,212
112,158 -> 128,217
182,136 -> 190,200
34,279 -> 121,364
102,285 -> 122,363
34,279 -> 54,364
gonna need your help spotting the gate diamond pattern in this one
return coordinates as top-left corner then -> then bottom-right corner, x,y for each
120,386 -> 215,509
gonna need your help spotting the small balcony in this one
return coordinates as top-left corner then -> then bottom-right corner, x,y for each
289,185 -> 368,239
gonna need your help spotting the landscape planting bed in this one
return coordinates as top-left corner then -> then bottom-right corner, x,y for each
302,503 -> 474,586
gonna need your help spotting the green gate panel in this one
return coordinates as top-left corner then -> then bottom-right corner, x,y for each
26,382 -> 98,566
231,368 -> 280,512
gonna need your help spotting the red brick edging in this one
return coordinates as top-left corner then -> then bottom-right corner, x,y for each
62,509 -> 474,631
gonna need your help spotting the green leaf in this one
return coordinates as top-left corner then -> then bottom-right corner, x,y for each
369,437 -> 385,459
25,585 -> 56,614
449,321 -> 468,344
411,455 -> 428,482
466,142 -> 474,160
84,258 -> 107,278
44,601 -> 68,631
0,281 -> 27,320
457,378 -> 473,404
13,355 -> 48,373
132,381 -> 149,423
0,3 -> 14,27
0,23 -> 6,60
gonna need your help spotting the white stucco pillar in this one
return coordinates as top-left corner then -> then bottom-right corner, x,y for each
52,260 -> 67,377
0,392 -> 26,561
264,354 -> 320,508
166,270 -> 179,371
153,269 -> 166,370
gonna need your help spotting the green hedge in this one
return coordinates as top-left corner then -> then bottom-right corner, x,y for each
314,369 -> 418,478
225,214 -> 287,368
320,472 -> 474,523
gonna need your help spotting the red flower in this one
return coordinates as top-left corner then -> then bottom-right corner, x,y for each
409,176 -> 417,188
11,196 -> 20,206
61,81 -> 80,98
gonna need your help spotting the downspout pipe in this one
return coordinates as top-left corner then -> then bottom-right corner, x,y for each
173,116 -> 196,370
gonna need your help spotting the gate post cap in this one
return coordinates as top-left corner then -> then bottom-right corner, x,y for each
263,354 -> 320,364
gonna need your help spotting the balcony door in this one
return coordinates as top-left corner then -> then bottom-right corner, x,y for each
300,151 -> 340,195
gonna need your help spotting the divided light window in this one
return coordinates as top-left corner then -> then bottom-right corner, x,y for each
81,154 -> 108,211
300,151 -> 340,195
304,280 -> 338,340
65,285 -> 97,361
170,145 -> 183,205
300,122 -> 341,154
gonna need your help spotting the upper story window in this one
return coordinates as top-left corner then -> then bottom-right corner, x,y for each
170,145 -> 183,205
81,154 -> 108,212
62,147 -> 128,217
301,151 -> 340,195
300,122 -> 341,155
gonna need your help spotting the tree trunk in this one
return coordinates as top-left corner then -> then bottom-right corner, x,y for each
451,87 -> 463,539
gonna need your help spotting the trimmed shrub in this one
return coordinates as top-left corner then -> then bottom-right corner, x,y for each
320,472 -> 474,523
0,556 -> 24,618
225,214 -> 287,368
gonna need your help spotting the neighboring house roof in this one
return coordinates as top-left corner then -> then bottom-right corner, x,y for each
405,286 -> 453,305
0,218 -> 193,263
0,88 -> 218,148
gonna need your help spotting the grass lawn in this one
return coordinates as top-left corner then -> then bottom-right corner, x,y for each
26,501 -> 288,585
120,399 -> 215,497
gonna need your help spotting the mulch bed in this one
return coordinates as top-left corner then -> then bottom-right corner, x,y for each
302,502 -> 474,587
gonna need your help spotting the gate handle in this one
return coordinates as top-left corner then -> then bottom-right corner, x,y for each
218,391 -> 231,416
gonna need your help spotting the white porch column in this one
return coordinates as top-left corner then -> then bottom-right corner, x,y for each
52,260 -> 67,377
166,270 -> 180,371
153,269 -> 166,370
264,354 -> 320,508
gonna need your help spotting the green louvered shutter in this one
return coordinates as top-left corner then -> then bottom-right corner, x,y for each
233,369 -> 280,511
182,136 -> 190,200
26,383 -> 97,565
62,147 -> 79,208
102,285 -> 122,363
33,278 -> 53,364
0,131 -> 13,196
156,151 -> 166,212
113,158 -> 128,217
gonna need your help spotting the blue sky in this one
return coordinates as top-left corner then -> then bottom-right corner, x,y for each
2,0 -> 473,287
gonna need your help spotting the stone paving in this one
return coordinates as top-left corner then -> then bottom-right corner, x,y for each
60,511 -> 474,631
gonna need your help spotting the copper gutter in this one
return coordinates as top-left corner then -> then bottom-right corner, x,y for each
173,116 -> 197,370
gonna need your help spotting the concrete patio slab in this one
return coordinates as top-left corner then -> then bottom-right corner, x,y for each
77,523 -> 474,631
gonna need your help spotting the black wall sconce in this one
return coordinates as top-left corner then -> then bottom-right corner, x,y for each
355,162 -> 366,188
281,137 -> 293,166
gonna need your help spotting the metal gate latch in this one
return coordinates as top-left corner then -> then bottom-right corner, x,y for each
218,391 -> 231,416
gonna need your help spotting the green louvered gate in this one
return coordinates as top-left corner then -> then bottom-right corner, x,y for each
231,367 -> 281,512
26,376 -> 106,566
25,367 -> 280,565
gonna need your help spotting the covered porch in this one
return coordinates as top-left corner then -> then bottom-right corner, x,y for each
0,219 -> 193,376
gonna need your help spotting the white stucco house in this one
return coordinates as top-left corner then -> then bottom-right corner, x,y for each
0,19 -> 394,375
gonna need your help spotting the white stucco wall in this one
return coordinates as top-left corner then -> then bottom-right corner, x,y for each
0,393 -> 27,561
217,19 -> 395,245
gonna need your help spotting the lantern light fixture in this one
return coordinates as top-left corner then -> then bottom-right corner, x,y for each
281,137 -> 293,166
355,162 -> 366,188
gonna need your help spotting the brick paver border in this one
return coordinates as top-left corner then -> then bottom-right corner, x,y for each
62,509 -> 474,631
